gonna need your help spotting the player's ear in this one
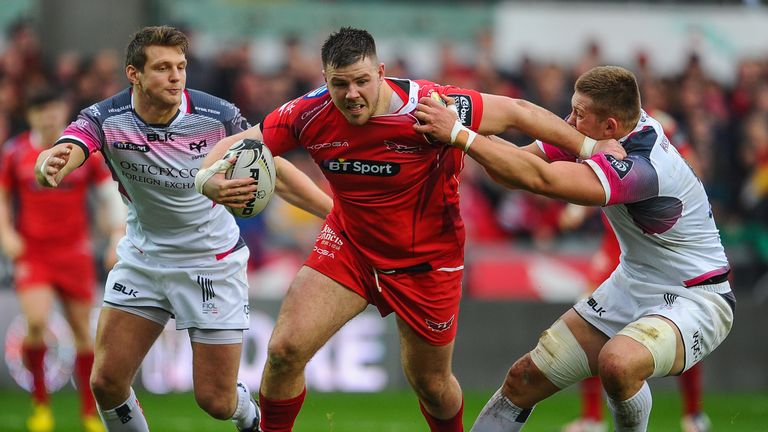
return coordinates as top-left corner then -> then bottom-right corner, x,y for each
126,65 -> 139,85
604,117 -> 620,138
378,63 -> 385,81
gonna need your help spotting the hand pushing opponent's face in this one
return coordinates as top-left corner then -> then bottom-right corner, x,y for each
324,56 -> 384,126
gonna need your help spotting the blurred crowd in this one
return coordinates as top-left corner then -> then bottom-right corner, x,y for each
1,19 -> 767,292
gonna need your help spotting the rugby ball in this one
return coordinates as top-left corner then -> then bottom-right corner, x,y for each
223,138 -> 276,218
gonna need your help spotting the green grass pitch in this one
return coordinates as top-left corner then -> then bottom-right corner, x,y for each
0,389 -> 766,431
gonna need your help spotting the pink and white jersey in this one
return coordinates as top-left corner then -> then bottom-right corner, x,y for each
539,111 -> 729,286
262,78 -> 483,269
57,88 -> 251,264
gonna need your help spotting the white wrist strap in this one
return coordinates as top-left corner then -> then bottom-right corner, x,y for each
194,159 -> 232,194
38,155 -> 52,178
449,119 -> 477,153
579,136 -> 597,159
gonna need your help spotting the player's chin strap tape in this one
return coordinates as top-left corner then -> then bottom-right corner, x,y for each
194,159 -> 232,194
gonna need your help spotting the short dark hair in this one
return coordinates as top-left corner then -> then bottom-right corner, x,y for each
575,66 -> 641,129
321,27 -> 377,69
125,25 -> 188,71
25,85 -> 65,110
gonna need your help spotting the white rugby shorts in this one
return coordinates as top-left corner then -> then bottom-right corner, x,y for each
573,266 -> 734,372
103,240 -> 250,330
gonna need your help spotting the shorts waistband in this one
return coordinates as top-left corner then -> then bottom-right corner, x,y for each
688,280 -> 731,295
377,262 -> 433,274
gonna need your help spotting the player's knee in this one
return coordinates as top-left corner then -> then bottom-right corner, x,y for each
266,337 -> 310,373
503,354 -> 538,399
90,367 -> 127,401
597,348 -> 636,397
26,320 -> 47,340
195,391 -> 234,420
528,319 -> 592,389
408,371 -> 453,406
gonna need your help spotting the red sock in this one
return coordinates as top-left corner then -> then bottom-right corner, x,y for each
679,363 -> 703,416
75,351 -> 97,415
22,344 -> 48,405
581,376 -> 603,421
419,399 -> 464,432
259,388 -> 306,432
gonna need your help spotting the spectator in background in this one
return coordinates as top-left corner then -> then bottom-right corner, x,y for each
0,86 -> 124,432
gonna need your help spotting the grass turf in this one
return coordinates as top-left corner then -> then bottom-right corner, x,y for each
0,388 -> 766,431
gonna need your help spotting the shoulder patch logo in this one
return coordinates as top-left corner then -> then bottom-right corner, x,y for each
303,85 -> 328,99
447,94 -> 473,127
605,155 -> 634,179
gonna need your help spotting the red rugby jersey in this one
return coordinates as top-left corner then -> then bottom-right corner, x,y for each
262,78 -> 483,268
0,132 -> 112,246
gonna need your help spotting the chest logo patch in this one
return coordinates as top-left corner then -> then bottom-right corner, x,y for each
322,159 -> 400,176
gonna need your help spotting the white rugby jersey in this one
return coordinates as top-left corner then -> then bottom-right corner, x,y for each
57,88 -> 251,264
540,111 -> 729,286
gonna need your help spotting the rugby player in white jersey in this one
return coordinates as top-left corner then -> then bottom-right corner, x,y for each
414,65 -> 735,432
33,26 -> 332,432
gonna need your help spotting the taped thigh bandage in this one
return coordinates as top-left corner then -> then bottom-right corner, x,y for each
529,319 -> 592,389
617,316 -> 677,377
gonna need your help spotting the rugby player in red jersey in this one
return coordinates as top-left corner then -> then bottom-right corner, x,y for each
0,87 -> 124,432
198,27 -> 623,432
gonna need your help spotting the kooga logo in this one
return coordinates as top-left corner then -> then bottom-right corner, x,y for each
322,159 -> 400,176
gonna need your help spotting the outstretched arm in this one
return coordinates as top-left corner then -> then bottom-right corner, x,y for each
417,94 -> 625,159
274,157 -> 333,219
463,133 -> 605,206
416,102 -> 606,205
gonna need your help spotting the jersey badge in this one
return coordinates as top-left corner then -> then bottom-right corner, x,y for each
384,140 -> 422,154
606,155 -> 633,179
447,94 -> 473,127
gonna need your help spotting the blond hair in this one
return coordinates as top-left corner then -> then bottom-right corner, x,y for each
575,66 -> 641,129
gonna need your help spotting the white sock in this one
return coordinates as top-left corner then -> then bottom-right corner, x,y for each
470,388 -> 534,432
231,380 -> 258,430
99,387 -> 149,432
607,381 -> 652,431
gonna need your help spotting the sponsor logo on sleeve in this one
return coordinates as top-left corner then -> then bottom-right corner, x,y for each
447,94 -> 473,127
605,155 -> 634,179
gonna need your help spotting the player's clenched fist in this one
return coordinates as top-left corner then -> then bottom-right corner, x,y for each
34,143 -> 75,187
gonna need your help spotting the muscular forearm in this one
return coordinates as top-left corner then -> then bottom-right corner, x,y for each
479,95 -> 587,156
274,157 -> 332,219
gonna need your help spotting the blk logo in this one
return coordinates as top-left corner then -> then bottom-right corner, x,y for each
147,132 -> 174,142
112,282 -> 137,298
587,297 -> 606,317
